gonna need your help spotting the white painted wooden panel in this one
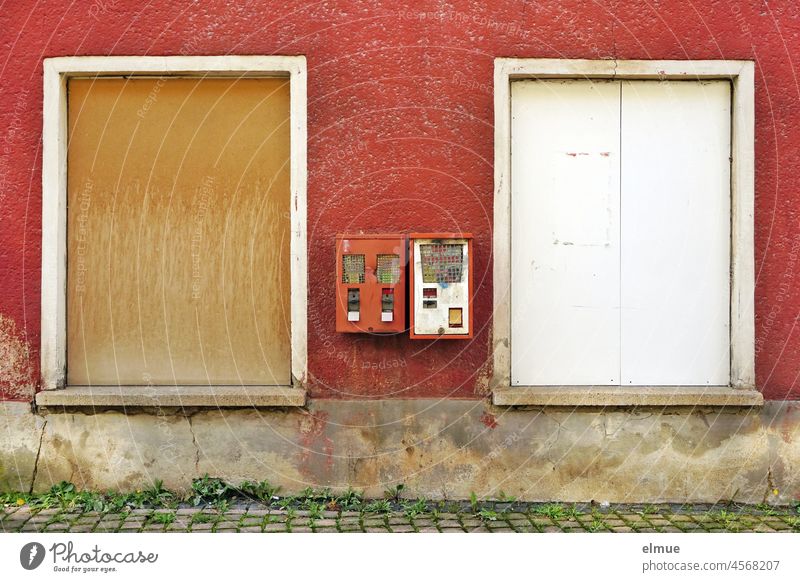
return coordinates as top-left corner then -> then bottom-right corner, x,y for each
620,80 -> 731,385
511,80 -> 621,386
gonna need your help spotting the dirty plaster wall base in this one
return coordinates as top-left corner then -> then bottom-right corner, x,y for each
2,400 -> 798,504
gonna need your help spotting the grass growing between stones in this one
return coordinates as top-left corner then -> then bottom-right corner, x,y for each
3,478 -> 800,533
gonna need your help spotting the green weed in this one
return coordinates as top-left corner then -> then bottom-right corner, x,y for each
363,500 -> 392,514
150,512 -> 176,525
402,498 -> 427,518
532,503 -> 567,519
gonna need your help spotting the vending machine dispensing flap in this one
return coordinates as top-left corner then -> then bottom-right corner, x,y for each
335,234 -> 407,334
409,233 -> 473,340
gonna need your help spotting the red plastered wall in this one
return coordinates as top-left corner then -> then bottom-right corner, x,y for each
1,0 -> 799,400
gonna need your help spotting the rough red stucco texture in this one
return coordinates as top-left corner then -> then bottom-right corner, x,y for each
1,0 -> 799,400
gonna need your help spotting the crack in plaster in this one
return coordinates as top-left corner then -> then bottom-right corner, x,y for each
29,419 -> 46,494
187,415 -> 200,473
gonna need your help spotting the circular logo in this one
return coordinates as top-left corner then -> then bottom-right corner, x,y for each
20,542 -> 46,570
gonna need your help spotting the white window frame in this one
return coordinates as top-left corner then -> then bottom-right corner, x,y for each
492,58 -> 760,406
39,55 -> 307,406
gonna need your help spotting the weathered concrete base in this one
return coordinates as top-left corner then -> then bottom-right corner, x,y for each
1,399 -> 799,504
0,402 -> 45,491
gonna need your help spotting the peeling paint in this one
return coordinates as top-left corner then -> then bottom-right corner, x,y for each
479,411 -> 498,429
0,314 -> 33,399
298,411 -> 334,478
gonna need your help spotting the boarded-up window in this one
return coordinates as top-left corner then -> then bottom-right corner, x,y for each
66,77 -> 291,386
510,79 -> 731,387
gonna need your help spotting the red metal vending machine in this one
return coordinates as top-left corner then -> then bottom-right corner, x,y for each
335,234 -> 407,334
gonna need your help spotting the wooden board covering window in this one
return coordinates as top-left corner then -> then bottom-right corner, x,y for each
66,77 -> 291,386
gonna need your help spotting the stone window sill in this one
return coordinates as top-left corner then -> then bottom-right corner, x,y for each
492,386 -> 763,407
35,385 -> 306,408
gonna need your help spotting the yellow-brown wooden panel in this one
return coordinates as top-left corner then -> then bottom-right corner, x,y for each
67,77 -> 291,385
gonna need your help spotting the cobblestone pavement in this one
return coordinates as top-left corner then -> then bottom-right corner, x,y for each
2,503 -> 799,533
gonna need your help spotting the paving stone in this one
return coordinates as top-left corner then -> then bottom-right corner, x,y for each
291,526 -> 313,532
0,499 -> 790,534
364,527 -> 388,532
263,523 -> 288,532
